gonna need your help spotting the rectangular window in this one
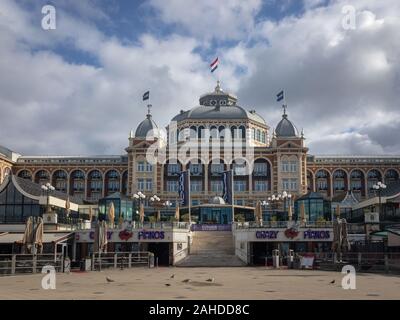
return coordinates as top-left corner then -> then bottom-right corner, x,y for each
254,180 -> 268,192
282,179 -> 290,190
289,161 -> 298,172
168,164 -> 180,175
211,181 -> 223,192
138,179 -> 145,191
254,163 -> 267,175
281,161 -> 289,172
137,162 -> 145,172
317,180 -> 327,190
190,181 -> 202,192
234,180 -> 247,192
146,179 -> 152,191
167,180 -> 178,192
290,179 -> 297,191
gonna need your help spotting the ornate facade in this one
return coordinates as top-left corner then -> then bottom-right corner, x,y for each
2,82 -> 400,210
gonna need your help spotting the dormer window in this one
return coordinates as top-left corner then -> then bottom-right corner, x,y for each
219,100 -> 227,106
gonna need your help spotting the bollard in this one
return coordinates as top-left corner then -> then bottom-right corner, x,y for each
128,253 -> 132,268
114,254 -> 118,268
11,255 -> 16,275
384,254 -> 389,273
32,255 -> 37,274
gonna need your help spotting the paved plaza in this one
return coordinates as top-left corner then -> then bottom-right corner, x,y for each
0,267 -> 399,300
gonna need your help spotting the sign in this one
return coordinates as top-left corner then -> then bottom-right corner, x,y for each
303,230 -> 330,240
191,224 -> 232,231
256,231 -> 279,239
284,228 -> 299,239
138,230 -> 165,240
300,254 -> 315,269
244,228 -> 333,242
89,231 -> 113,240
119,230 -> 133,241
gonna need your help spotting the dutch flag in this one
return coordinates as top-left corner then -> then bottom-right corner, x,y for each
276,90 -> 284,102
210,57 -> 219,73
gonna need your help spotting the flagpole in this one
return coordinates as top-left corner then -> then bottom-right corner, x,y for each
231,169 -> 235,224
188,169 -> 191,224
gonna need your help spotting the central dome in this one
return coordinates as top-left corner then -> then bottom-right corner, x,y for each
171,82 -> 266,125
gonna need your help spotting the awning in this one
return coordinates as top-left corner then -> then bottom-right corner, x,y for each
0,232 -> 72,244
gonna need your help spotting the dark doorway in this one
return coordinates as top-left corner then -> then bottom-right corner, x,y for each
147,243 -> 170,266
251,242 -> 278,265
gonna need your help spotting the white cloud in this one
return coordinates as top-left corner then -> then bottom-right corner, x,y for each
148,0 -> 263,40
1,0 -> 400,157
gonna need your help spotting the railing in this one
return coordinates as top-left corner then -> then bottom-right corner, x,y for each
91,251 -> 154,271
234,221 -> 334,229
0,254 -> 63,276
99,221 -> 191,230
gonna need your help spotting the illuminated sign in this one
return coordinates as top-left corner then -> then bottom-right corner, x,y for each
303,230 -> 330,239
138,230 -> 165,240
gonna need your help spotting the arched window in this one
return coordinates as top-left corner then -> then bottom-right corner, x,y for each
105,170 -> 120,195
198,126 -> 205,139
239,126 -> 246,139
34,170 -> 50,185
190,126 -> 197,139
256,129 -> 261,141
18,170 -> 32,180
385,169 -> 399,184
52,170 -> 68,192
218,126 -> 225,139
70,170 -> 85,199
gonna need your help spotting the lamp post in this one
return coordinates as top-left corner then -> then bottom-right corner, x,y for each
41,183 -> 55,214
133,191 -> 146,222
373,181 -> 387,219
150,194 -> 161,221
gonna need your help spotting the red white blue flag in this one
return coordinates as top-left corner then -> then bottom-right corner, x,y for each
210,57 -> 219,73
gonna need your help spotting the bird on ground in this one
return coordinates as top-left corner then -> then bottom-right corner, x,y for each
165,283 -> 171,287
106,276 -> 115,283
330,280 -> 335,284
206,278 -> 215,283
182,279 -> 191,283
170,274 -> 175,279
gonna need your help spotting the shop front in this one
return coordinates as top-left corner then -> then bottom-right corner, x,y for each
74,224 -> 190,266
234,225 -> 333,265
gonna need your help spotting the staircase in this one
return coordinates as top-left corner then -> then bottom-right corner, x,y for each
177,231 -> 246,267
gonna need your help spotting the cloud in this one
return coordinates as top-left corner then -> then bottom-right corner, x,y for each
147,0 -> 263,41
0,0 -> 400,157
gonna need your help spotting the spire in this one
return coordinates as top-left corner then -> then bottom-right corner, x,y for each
301,128 -> 305,138
282,104 -> 287,117
215,80 -> 222,93
147,104 -> 152,118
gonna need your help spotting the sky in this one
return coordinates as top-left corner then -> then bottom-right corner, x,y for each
0,0 -> 399,156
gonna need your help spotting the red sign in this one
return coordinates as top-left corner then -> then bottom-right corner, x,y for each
119,229 -> 133,241
284,228 -> 299,239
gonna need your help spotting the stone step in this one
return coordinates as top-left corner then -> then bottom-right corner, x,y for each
176,254 -> 246,267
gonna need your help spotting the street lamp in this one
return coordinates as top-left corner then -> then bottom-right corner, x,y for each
373,181 -> 387,217
41,182 -> 55,213
133,191 -> 146,221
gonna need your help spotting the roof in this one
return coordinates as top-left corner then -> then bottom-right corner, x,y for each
275,113 -> 298,137
380,180 -> 400,198
331,191 -> 359,206
102,192 -> 131,201
296,191 -> 328,201
0,232 -> 72,244
0,145 -> 21,162
171,105 -> 266,125
0,175 -> 84,205
135,114 -> 159,138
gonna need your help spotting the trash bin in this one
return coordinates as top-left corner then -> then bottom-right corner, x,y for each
272,249 -> 280,268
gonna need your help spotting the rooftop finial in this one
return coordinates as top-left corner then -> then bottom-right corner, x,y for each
147,104 -> 152,118
282,104 -> 287,117
215,80 -> 222,93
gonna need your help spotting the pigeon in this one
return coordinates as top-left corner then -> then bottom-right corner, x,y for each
170,274 -> 175,279
182,279 -> 191,283
206,278 -> 215,283
330,280 -> 335,284
106,276 -> 115,283
165,283 -> 171,287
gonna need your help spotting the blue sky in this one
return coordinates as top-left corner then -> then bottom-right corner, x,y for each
1,0 -> 400,155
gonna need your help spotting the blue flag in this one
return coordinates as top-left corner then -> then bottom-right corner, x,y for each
222,170 -> 233,205
178,171 -> 190,206
143,91 -> 150,101
276,90 -> 284,102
